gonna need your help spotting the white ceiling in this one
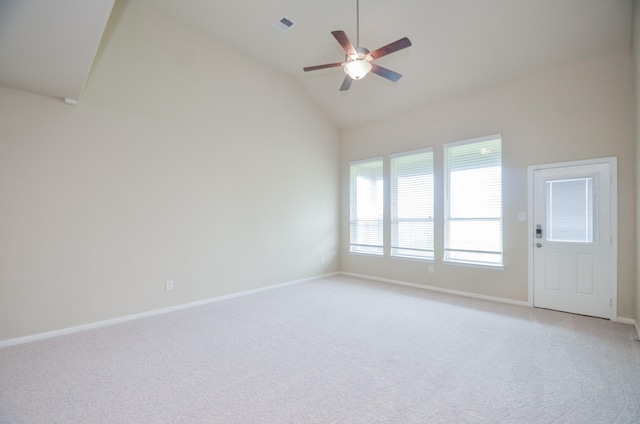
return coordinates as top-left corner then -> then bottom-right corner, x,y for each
0,0 -> 633,129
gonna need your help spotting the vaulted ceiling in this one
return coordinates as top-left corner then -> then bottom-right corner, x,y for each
0,0 -> 633,128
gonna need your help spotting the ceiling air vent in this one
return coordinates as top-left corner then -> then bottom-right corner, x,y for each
274,17 -> 295,33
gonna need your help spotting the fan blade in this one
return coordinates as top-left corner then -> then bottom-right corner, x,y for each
303,62 -> 344,72
332,31 -> 357,56
368,37 -> 412,60
371,64 -> 402,82
339,75 -> 353,91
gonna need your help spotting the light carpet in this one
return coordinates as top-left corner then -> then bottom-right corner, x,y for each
1,275 -> 639,423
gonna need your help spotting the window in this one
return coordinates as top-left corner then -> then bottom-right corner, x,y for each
390,149 -> 434,260
349,158 -> 384,255
546,177 -> 594,243
444,135 -> 502,266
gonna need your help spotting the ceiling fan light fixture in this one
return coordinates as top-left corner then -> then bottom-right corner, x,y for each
303,0 -> 412,90
344,59 -> 372,80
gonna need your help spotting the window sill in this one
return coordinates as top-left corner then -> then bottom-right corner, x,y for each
390,255 -> 435,263
443,260 -> 504,271
349,251 -> 383,258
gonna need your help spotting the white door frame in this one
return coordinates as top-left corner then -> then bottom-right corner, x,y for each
527,157 -> 618,321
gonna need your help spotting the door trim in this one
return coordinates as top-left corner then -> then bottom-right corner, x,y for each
527,157 -> 618,320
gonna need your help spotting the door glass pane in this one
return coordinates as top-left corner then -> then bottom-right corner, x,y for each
546,177 -> 594,242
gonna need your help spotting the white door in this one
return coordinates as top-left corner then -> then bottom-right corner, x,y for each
532,161 -> 613,319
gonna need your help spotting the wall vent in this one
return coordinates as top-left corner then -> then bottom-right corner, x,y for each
274,17 -> 295,33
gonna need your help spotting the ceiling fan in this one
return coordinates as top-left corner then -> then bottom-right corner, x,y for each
303,0 -> 412,91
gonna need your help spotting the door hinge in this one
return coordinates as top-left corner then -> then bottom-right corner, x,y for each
610,298 -> 612,307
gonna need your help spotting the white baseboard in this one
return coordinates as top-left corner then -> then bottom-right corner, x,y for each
339,272 -> 530,307
0,272 -> 339,350
622,318 -> 640,338
342,273 -> 640,332
616,317 -> 635,326
625,318 -> 640,338
3,271 -> 635,349
612,317 -> 640,340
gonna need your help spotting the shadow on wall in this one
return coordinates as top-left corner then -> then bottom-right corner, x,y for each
88,0 -> 129,86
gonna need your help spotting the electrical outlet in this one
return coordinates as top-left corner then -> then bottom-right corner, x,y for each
166,280 -> 174,291
428,266 -> 434,274
321,257 -> 325,265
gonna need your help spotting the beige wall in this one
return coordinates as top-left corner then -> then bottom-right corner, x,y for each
341,48 -> 636,318
0,1 -> 340,341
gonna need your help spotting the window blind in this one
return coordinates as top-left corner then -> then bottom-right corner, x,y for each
444,136 -> 502,266
350,158 -> 384,255
390,149 -> 434,260
546,177 -> 594,243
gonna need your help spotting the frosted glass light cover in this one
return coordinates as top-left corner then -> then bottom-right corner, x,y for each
344,60 -> 372,79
